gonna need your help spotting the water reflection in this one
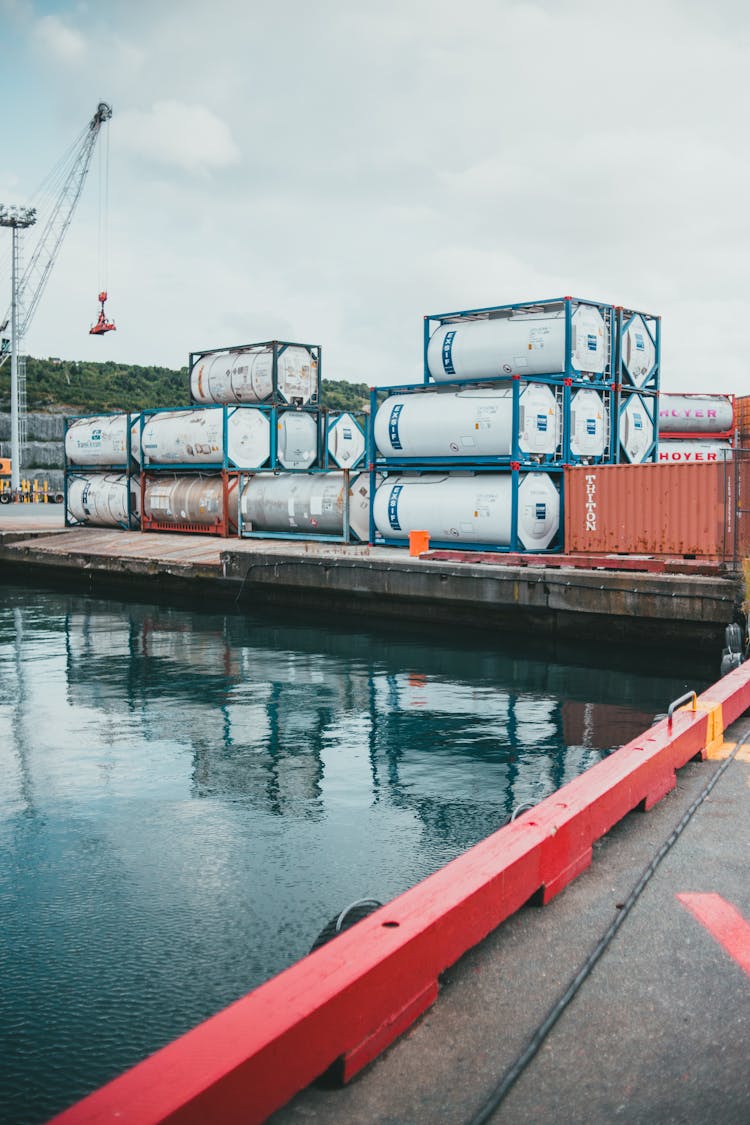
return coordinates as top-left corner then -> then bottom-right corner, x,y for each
0,585 -> 706,1125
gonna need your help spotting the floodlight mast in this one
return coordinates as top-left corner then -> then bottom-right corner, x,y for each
0,206 -> 37,492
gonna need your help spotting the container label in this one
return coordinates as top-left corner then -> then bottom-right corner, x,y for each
635,332 -> 645,351
442,330 -> 456,375
388,404 -> 404,450
634,413 -> 643,430
587,334 -> 598,352
585,473 -> 597,531
537,414 -> 548,432
586,418 -> 597,435
388,484 -> 403,530
535,503 -> 547,520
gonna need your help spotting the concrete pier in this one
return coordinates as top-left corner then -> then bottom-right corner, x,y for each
0,510 -> 743,651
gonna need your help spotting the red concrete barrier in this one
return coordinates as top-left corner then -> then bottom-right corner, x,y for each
50,664 -> 750,1125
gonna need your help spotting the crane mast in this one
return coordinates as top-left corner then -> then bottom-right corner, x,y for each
0,102 -> 112,494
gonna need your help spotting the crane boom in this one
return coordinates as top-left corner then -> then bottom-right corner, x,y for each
0,101 -> 112,370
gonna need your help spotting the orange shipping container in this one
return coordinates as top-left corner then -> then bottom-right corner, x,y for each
564,459 -> 750,561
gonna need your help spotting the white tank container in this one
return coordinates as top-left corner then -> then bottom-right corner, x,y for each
618,394 -> 655,464
67,473 -> 137,527
143,475 -> 238,530
141,408 -> 271,470
327,412 -> 366,468
427,304 -> 608,382
374,384 -> 560,460
65,414 -> 137,467
658,440 -> 733,463
373,472 -> 559,550
277,411 -> 318,469
241,471 -> 370,540
569,389 -> 608,460
620,314 -> 656,386
658,394 -> 734,435
190,345 -> 318,406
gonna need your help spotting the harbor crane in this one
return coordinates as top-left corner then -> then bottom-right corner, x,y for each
0,101 -> 113,495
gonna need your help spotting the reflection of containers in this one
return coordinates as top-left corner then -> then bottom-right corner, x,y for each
190,342 -> 320,407
425,299 -> 610,383
658,440 -> 732,463
564,461 -> 747,559
562,700 -> 655,751
142,474 -> 239,535
569,388 -> 609,461
240,471 -> 370,541
374,385 -> 561,461
65,414 -> 139,467
658,394 -> 734,436
67,473 -> 140,528
141,408 -> 271,470
373,472 -> 560,550
618,393 -> 656,463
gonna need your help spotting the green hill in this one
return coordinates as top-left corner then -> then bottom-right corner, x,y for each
0,356 -> 370,414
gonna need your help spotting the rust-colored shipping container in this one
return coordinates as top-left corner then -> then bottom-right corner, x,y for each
736,395 -> 750,444
565,459 -> 750,561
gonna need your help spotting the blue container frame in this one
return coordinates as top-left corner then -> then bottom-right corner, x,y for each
63,411 -> 139,529
138,403 -> 325,474
237,468 -> 367,544
322,409 -> 368,471
422,296 -> 615,387
367,465 -> 565,554
615,307 -> 661,393
615,387 -> 659,465
563,381 -> 617,466
188,340 -> 322,408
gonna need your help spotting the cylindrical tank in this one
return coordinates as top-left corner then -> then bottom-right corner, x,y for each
426,304 -> 607,382
143,475 -> 238,530
65,414 -> 136,467
241,471 -> 370,540
327,412 -> 366,468
618,395 -> 655,464
620,314 -> 656,386
374,385 -> 560,460
190,345 -> 318,406
67,473 -> 137,527
658,440 -> 733,463
141,408 -> 271,470
372,472 -> 560,550
658,394 -> 734,435
277,411 -> 318,469
569,388 -> 609,459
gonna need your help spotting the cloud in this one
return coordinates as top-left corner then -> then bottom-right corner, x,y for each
116,101 -> 241,176
32,13 -> 86,63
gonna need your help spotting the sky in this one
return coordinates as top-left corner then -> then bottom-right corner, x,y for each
1,0 -> 749,392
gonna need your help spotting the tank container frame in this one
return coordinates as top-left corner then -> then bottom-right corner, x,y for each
657,392 -> 735,441
189,340 -> 322,408
563,381 -> 616,466
138,403 -> 323,474
322,409 -> 369,470
64,468 -> 139,531
139,469 -> 239,537
237,468 -> 363,544
422,296 -> 615,386
615,387 -> 659,464
615,306 -> 660,392
367,464 -> 565,554
64,411 -> 140,529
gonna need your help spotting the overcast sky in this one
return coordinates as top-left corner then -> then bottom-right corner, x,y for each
1,0 -> 749,392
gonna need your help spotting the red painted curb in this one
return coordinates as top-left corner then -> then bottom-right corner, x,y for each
50,665 -> 750,1125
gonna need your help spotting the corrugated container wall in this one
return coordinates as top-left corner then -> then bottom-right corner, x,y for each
564,459 -> 750,561
736,396 -> 750,446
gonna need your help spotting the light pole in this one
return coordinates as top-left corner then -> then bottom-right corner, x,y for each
0,204 -> 37,495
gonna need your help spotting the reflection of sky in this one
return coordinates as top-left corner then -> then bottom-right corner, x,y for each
0,585 -> 707,1125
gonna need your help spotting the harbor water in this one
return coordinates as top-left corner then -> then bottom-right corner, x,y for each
0,583 -> 708,1123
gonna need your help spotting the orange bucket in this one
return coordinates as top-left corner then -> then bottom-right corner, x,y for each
409,530 -> 430,556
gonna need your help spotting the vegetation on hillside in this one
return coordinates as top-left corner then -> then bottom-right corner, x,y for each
0,356 -> 370,413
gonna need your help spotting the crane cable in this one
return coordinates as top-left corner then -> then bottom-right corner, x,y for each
97,122 -> 111,295
466,730 -> 750,1125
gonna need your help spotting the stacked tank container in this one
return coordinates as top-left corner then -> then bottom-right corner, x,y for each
657,393 -> 734,464
370,297 -> 618,552
63,412 -> 140,529
614,308 -> 661,464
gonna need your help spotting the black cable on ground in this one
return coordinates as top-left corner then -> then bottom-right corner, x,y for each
467,728 -> 750,1125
